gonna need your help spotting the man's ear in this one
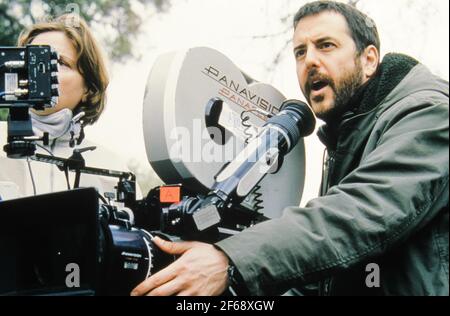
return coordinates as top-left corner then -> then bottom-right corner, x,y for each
361,45 -> 379,80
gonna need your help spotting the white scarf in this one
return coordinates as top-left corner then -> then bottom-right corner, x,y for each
30,109 -> 83,145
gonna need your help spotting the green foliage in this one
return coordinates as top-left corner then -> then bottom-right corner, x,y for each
1,0 -> 170,121
0,0 -> 170,61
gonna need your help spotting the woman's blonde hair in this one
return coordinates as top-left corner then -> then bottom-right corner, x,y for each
18,14 -> 109,126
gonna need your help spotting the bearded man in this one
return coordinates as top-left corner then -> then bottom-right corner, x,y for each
132,1 -> 449,296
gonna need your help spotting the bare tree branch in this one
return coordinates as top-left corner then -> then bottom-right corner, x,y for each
265,37 -> 291,76
252,26 -> 291,40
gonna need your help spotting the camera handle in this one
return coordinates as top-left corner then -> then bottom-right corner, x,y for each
63,146 -> 96,189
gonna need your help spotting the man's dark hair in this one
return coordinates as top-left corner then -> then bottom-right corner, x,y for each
293,1 -> 380,55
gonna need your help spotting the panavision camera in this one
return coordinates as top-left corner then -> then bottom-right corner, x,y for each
0,47 -> 315,296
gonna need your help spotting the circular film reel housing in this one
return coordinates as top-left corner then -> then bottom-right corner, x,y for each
143,47 -> 306,218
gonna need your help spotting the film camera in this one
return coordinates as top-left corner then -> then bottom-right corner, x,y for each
0,47 -> 316,296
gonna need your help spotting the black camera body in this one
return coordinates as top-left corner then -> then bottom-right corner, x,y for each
1,45 -> 59,158
0,45 -> 59,108
0,184 -> 262,296
0,187 -> 177,296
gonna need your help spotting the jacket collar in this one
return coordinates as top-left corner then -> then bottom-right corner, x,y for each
318,53 -> 419,149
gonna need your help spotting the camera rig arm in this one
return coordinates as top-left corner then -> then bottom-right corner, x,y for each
31,149 -> 137,207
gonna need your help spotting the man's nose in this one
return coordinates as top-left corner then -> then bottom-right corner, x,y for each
304,47 -> 321,69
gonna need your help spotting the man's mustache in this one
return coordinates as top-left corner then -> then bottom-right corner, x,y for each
304,69 -> 335,100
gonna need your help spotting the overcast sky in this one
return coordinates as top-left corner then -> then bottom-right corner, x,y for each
88,0 -> 449,206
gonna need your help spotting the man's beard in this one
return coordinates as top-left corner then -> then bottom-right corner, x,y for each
305,59 -> 365,123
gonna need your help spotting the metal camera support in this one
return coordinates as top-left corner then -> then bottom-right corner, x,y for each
161,99 -> 316,242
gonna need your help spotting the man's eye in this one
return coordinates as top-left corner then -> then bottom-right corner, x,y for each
295,49 -> 306,58
320,42 -> 335,50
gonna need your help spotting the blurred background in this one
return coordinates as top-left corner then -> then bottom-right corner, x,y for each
1,0 -> 449,206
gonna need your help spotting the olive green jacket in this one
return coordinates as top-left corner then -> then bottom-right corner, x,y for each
217,59 -> 449,296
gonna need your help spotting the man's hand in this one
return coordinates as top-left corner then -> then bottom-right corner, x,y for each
131,236 -> 230,296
